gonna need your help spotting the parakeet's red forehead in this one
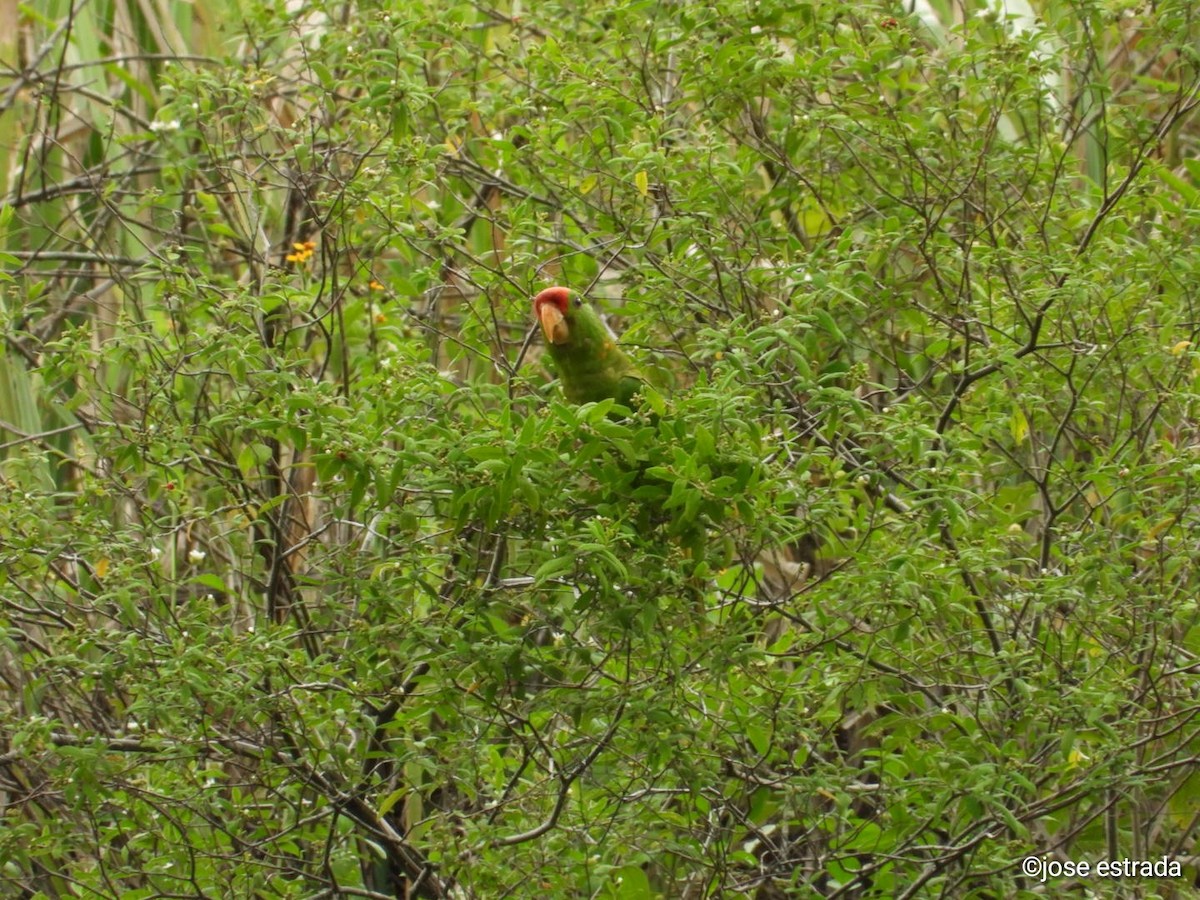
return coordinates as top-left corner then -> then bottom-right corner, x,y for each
533,286 -> 571,314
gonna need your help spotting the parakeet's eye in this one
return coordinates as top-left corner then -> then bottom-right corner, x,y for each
573,296 -> 583,309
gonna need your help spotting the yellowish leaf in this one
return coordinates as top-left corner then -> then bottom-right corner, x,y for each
1010,406 -> 1029,445
635,170 -> 649,197
579,174 -> 597,195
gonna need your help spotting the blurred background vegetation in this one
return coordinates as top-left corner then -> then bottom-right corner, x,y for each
2,0 -> 1200,897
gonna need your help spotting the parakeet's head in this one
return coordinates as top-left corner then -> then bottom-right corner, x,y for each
533,286 -> 577,346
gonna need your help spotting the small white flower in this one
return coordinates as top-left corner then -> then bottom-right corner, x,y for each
150,119 -> 180,133
188,548 -> 206,564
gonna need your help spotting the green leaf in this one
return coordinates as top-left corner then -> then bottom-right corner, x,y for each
378,788 -> 407,817
533,556 -> 574,584
604,864 -> 653,899
813,309 -> 846,343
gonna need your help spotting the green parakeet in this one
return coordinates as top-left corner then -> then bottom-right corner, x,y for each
533,286 -> 645,407
533,288 -> 825,609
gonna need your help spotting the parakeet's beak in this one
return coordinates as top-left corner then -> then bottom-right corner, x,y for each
538,302 -> 569,345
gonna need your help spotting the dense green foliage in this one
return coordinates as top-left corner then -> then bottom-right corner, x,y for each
2,0 -> 1200,897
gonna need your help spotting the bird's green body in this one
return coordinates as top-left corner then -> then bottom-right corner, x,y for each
533,287 -> 644,407
532,285 -> 740,588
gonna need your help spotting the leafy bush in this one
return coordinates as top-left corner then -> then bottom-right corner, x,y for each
2,0 -> 1200,897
